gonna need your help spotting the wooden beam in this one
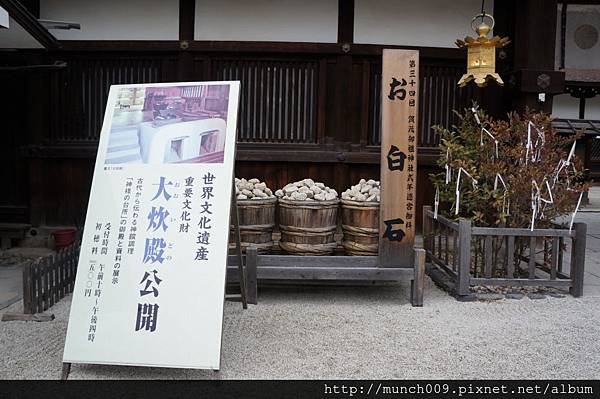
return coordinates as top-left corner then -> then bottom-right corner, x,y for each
22,144 -> 440,165
0,0 -> 59,49
56,40 -> 463,59
1,312 -> 55,322
337,0 -> 354,44
17,0 -> 38,18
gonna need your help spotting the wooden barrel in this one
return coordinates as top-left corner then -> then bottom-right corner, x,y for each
278,198 -> 339,255
341,199 -> 379,256
229,197 -> 276,253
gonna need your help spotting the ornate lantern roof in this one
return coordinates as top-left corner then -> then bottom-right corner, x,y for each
456,13 -> 510,88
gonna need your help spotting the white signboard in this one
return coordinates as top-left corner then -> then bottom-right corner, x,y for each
63,81 -> 240,370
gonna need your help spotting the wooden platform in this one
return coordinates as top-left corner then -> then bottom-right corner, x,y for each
227,247 -> 425,306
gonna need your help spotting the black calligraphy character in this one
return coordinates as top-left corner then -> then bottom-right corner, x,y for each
195,247 -> 209,261
388,78 -> 407,100
202,186 -> 214,200
202,173 -> 216,185
198,216 -> 211,229
387,145 -> 407,171
197,231 -> 210,245
135,303 -> 159,332
200,201 -> 213,215
139,270 -> 162,297
383,218 -> 405,242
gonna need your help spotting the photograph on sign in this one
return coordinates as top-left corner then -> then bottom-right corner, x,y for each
63,81 -> 240,370
106,85 -> 230,165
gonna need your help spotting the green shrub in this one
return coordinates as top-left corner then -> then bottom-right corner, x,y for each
431,107 -> 587,229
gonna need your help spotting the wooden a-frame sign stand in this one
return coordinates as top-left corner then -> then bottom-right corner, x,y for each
61,182 -> 252,380
224,49 -> 425,307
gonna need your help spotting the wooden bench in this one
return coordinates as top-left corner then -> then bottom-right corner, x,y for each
0,223 -> 31,250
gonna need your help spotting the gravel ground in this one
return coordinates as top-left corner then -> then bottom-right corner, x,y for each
2,276 -> 600,380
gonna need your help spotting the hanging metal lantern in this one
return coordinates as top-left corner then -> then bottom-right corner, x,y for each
456,13 -> 510,88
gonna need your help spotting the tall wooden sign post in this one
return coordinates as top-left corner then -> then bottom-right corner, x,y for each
379,50 -> 419,267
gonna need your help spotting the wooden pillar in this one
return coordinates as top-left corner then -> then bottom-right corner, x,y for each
331,0 -> 355,148
177,0 -> 195,81
508,0 -> 564,113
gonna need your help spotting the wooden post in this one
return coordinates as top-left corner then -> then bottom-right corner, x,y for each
22,262 -> 33,315
457,219 -> 472,296
411,248 -> 425,307
61,362 -> 71,380
230,187 -> 248,309
528,236 -> 536,279
570,223 -> 587,297
245,246 -> 258,305
422,205 -> 431,253
379,49 -> 419,267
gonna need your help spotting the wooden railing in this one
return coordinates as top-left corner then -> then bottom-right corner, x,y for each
22,242 -> 80,314
422,206 -> 587,297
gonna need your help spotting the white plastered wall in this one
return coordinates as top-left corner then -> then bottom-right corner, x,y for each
40,0 -> 179,40
194,0 -> 338,43
563,5 -> 600,70
354,0 -> 494,48
552,94 -> 600,120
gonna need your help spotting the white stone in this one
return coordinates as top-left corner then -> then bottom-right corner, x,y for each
291,191 -> 307,201
356,193 -> 367,201
303,178 -> 315,187
314,193 -> 326,201
325,192 -> 337,201
369,187 -> 379,196
315,182 -> 325,189
284,185 -> 299,195
237,194 -> 248,200
265,188 -> 273,196
241,189 -> 252,197
248,178 -> 260,184
312,186 -> 322,194
275,189 -> 284,197
360,185 -> 371,193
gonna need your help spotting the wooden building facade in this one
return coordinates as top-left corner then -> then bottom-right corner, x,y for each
0,0 -> 595,229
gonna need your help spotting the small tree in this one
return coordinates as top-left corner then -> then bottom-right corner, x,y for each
431,107 -> 587,229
